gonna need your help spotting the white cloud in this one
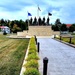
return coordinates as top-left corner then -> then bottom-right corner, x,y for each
0,0 -> 75,24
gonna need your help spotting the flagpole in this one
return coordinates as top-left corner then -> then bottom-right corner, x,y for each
48,12 -> 52,25
28,16 -> 29,33
27,12 -> 32,32
37,5 -> 39,26
48,12 -> 49,26
27,12 -> 29,33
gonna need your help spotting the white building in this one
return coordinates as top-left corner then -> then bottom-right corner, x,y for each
0,26 -> 10,33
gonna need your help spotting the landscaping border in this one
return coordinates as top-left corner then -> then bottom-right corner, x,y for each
20,37 -> 40,75
20,44 -> 29,75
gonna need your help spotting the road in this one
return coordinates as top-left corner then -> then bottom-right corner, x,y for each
38,38 -> 75,75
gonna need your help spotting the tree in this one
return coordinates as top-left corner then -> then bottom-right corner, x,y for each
54,25 -> 59,31
0,19 -> 29,32
51,25 -> 55,30
55,19 -> 61,26
30,17 -> 33,25
33,17 -> 37,25
19,19 -> 23,31
54,18 -> 62,31
60,24 -> 67,31
0,19 -> 5,25
47,17 -> 49,25
72,24 -> 75,30
51,24 -> 59,31
69,24 -> 75,32
42,17 -> 46,25
25,20 -> 28,30
38,17 -> 42,25
12,24 -> 21,33
10,21 -> 14,28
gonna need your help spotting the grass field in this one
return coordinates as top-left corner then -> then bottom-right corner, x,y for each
56,36 -> 75,45
0,34 -> 29,75
62,37 -> 75,44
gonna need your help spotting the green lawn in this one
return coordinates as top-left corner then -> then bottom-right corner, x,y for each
0,34 -> 29,75
56,36 -> 75,45
62,37 -> 75,44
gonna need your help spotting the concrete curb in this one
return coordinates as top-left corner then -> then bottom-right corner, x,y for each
20,46 -> 29,75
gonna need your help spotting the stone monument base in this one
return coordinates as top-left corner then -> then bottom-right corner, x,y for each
17,26 -> 60,37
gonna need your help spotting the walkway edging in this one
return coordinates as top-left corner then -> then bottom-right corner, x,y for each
20,45 -> 29,75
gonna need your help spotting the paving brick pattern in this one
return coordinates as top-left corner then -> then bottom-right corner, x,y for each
38,38 -> 75,75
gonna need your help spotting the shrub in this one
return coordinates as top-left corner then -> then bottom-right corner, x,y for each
26,53 -> 39,61
29,46 -> 36,51
24,37 -> 40,75
28,50 -> 36,55
25,60 -> 38,69
24,68 -> 40,75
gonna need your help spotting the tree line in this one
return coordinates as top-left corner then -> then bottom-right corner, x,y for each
51,19 -> 75,32
0,18 -> 75,33
0,17 -> 50,33
29,17 -> 50,25
0,19 -> 28,33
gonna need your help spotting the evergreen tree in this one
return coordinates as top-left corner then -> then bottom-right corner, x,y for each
33,17 -> 37,25
55,19 -> 61,26
25,20 -> 28,30
38,17 -> 42,25
0,19 -> 5,25
47,17 -> 49,25
69,24 -> 75,32
42,17 -> 45,25
30,17 -> 33,25
12,24 -> 21,33
10,21 -> 14,28
54,25 -> 59,31
60,24 -> 67,31
54,18 -> 62,31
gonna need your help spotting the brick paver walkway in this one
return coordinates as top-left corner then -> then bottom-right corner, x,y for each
37,38 -> 75,75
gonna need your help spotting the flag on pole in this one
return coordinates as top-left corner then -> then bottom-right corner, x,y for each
28,12 -> 32,16
48,12 -> 52,16
38,7 -> 41,11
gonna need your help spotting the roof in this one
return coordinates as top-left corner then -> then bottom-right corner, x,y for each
0,26 -> 9,28
66,24 -> 72,28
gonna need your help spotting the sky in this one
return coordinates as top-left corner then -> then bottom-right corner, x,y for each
0,0 -> 75,24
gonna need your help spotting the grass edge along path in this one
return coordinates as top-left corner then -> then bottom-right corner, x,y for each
55,36 -> 75,48
21,37 -> 40,75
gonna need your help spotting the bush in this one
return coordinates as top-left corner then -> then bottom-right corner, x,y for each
26,53 -> 39,61
28,50 -> 36,55
24,68 -> 40,75
29,46 -> 36,51
25,60 -> 38,69
24,37 -> 40,75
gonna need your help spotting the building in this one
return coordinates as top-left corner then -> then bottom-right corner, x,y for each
66,24 -> 72,28
0,26 -> 10,33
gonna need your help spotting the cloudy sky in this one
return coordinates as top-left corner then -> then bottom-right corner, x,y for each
0,0 -> 75,24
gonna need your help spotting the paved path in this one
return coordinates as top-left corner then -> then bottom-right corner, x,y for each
37,38 -> 75,75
